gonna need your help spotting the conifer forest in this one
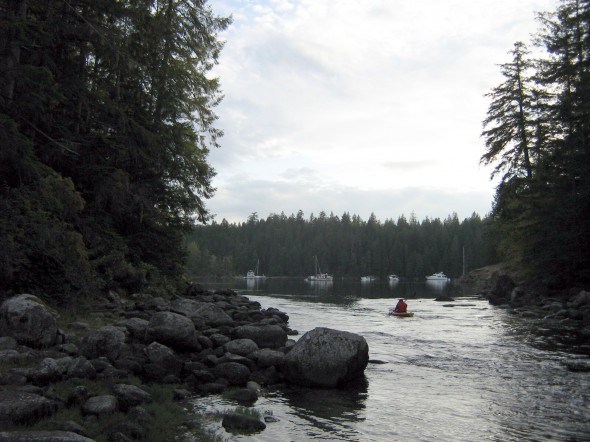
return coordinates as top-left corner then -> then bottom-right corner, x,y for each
1,0 -> 589,301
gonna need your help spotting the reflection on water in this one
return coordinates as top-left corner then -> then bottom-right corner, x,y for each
205,277 -> 461,303
192,279 -> 590,441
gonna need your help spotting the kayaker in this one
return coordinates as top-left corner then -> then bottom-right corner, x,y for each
394,298 -> 407,313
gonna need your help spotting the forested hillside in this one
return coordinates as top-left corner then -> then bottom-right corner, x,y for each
481,0 -> 590,286
0,1 -> 229,300
186,211 -> 497,279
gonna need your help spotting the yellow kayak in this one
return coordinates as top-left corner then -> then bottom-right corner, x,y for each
388,310 -> 414,317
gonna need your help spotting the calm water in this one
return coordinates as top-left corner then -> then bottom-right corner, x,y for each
191,278 -> 590,441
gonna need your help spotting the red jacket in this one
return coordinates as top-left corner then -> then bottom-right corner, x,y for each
395,300 -> 407,313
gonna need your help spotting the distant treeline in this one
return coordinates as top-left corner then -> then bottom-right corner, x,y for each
185,211 -> 498,279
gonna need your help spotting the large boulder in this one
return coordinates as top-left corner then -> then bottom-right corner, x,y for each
112,384 -> 152,412
233,325 -> 287,349
144,341 -> 184,376
79,326 -> 126,363
249,348 -> 285,369
145,312 -> 201,352
283,327 -> 369,388
488,272 -> 516,305
81,395 -> 118,418
169,297 -> 205,317
191,304 -> 234,327
224,338 -> 259,356
0,294 -> 59,348
117,318 -> 149,341
213,362 -> 251,386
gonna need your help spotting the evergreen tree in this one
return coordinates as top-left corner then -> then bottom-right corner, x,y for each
0,0 -> 230,299
483,0 -> 590,283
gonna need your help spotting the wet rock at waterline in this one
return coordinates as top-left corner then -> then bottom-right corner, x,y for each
283,327 -> 369,387
222,412 -> 266,433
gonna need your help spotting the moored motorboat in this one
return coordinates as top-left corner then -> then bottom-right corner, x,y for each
361,275 -> 378,282
388,274 -> 400,282
425,272 -> 450,281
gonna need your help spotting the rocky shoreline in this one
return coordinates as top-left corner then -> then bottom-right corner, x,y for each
460,266 -> 590,328
0,284 -> 369,441
1,267 -> 588,440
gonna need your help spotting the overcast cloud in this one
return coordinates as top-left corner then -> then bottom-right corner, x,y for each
205,0 -> 556,223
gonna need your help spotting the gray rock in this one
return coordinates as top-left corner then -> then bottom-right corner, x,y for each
224,338 -> 258,356
81,395 -> 118,417
250,366 -> 282,386
66,386 -> 90,406
67,322 -> 90,331
116,318 -> 149,341
214,362 -> 251,386
66,357 -> 97,380
0,430 -> 94,441
0,390 -> 58,425
145,312 -> 201,352
569,290 -> 590,308
209,333 -> 231,348
144,341 -> 183,376
79,326 -> 126,363
233,325 -> 287,349
225,388 -> 258,405
0,371 -> 27,385
50,420 -> 88,436
488,273 -> 515,305
28,358 -> 63,386
283,327 -> 369,388
0,336 -> 17,350
248,348 -> 285,369
169,297 -> 205,317
0,294 -> 59,348
56,343 -> 79,356
111,384 -> 152,412
218,353 -> 256,372
0,349 -> 21,364
191,304 -> 233,327
222,412 -> 266,433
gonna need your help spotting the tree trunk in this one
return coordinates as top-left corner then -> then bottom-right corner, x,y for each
0,0 -> 27,107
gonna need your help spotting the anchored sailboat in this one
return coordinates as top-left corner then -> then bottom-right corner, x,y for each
244,259 -> 266,279
305,256 -> 333,282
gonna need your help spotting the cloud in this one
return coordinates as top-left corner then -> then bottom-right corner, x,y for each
207,174 -> 493,224
207,0 -> 556,223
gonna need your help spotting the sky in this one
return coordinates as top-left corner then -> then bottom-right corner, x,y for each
205,0 -> 557,224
